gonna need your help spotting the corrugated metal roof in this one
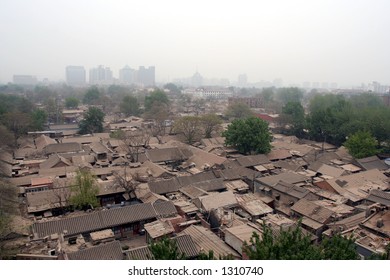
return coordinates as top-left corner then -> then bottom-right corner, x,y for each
67,241 -> 124,260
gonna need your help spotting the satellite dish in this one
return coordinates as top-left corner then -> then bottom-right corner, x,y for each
385,158 -> 390,166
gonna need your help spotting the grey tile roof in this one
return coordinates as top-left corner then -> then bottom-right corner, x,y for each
32,203 -> 157,238
148,178 -> 181,194
125,234 -> 199,260
236,154 -> 270,167
152,201 -> 178,218
67,241 -> 124,260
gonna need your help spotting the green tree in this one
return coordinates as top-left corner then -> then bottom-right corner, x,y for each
276,87 -> 304,105
173,116 -> 202,145
148,236 -> 186,260
243,223 -> 359,260
321,234 -> 359,260
197,250 -> 234,260
79,107 -> 105,134
200,114 -> 222,138
30,109 -> 47,131
120,95 -> 140,116
223,116 -> 272,155
83,86 -> 101,105
70,169 -> 100,210
144,90 -> 169,112
281,101 -> 305,137
65,97 -> 80,109
344,131 -> 379,159
225,102 -> 253,119
163,83 -> 181,95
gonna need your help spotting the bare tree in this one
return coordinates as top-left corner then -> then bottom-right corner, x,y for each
120,130 -> 151,162
113,167 -> 142,200
52,179 -> 72,214
144,103 -> 170,143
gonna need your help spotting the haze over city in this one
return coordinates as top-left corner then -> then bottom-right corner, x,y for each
1,0 -> 389,86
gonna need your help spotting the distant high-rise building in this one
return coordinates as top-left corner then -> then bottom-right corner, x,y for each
238,74 -> 247,87
119,65 -> 136,84
89,65 -> 113,85
13,75 -> 37,85
137,66 -> 155,86
66,66 -> 86,85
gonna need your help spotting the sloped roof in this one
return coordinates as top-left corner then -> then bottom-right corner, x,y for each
236,193 -> 273,216
188,178 -> 226,192
236,154 -> 270,167
148,178 -> 181,194
153,201 -> 178,218
199,191 -> 237,212
35,135 -> 57,151
146,147 -> 192,163
291,199 -> 334,223
220,166 -> 259,181
267,149 -> 292,161
179,225 -> 239,259
177,171 -> 217,187
272,181 -> 310,200
32,203 -> 157,238
256,171 -> 308,187
67,241 -> 123,260
366,189 -> 390,206
125,234 -> 199,260
356,156 -> 388,171
39,154 -> 73,169
44,142 -> 83,155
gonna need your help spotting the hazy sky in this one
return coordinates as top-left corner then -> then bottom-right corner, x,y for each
1,0 -> 390,86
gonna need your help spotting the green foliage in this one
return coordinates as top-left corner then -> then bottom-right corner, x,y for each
344,131 -> 379,159
222,116 -> 272,155
30,109 -> 47,131
79,107 -> 105,134
281,101 -> 305,137
197,250 -> 234,260
144,90 -> 169,112
70,169 -> 100,210
321,234 -> 360,260
65,97 -> 80,109
276,87 -> 304,105
163,83 -> 181,94
120,95 -> 140,116
83,86 -> 101,105
148,236 -> 186,260
243,223 -> 359,260
225,102 -> 253,119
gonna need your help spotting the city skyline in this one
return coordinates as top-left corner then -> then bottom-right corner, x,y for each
1,0 -> 390,87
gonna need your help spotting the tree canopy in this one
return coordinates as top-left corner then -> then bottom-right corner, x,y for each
148,236 -> 186,260
65,97 -> 80,109
83,86 -> 101,105
144,90 -> 169,112
79,107 -> 105,134
243,222 -> 360,260
70,169 -> 100,210
120,95 -> 140,116
225,102 -> 253,119
344,131 -> 379,159
223,116 -> 272,155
